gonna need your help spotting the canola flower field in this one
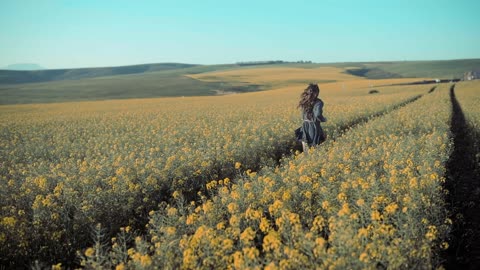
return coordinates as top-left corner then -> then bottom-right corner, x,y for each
0,72 -> 479,269
80,83 -> 456,269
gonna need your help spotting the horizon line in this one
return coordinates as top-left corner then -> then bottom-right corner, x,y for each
2,57 -> 480,71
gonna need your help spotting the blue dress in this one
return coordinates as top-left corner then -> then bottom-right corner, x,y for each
295,99 -> 326,146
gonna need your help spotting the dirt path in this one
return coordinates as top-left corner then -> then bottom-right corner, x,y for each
445,84 -> 480,269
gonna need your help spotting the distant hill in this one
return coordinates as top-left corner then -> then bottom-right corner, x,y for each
345,59 -> 480,79
0,63 -> 198,84
1,59 -> 479,105
0,63 -> 261,105
3,63 -> 45,70
3,59 -> 479,85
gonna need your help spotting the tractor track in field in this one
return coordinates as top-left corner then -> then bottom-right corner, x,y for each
444,84 -> 480,270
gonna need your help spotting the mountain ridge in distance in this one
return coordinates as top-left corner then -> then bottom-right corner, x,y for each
3,63 -> 45,70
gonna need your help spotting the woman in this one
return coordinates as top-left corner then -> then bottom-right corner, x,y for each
295,83 -> 327,153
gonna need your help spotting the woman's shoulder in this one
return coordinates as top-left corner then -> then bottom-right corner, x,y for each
314,98 -> 324,106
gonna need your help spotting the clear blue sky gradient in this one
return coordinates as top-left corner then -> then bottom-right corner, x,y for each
1,0 -> 479,69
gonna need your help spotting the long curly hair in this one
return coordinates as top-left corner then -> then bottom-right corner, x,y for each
298,83 -> 320,120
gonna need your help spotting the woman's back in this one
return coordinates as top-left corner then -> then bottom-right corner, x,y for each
296,84 -> 327,152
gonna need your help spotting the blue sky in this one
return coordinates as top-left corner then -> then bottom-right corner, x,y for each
0,0 -> 479,69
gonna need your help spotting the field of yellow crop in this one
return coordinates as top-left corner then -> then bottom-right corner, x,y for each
81,84 -> 454,269
189,67 -> 360,85
0,79 -> 434,267
3,71 -> 475,269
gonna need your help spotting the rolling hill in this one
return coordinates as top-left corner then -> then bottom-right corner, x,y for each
3,63 -> 45,70
0,59 -> 478,105
0,63 -> 199,84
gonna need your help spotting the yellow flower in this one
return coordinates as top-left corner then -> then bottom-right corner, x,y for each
282,190 -> 291,201
358,228 -> 368,238
224,177 -> 230,185
216,222 -> 225,230
385,203 -> 399,215
1,217 -> 16,228
227,202 -> 239,214
167,207 -> 178,216
337,192 -> 347,202
34,176 -> 48,191
269,200 -> 283,216
338,203 -> 350,216
165,226 -> 176,236
260,217 -> 271,233
243,247 -> 259,260
202,201 -> 213,214
84,247 -> 95,257
229,215 -> 240,227
316,236 -> 326,247
371,210 -> 381,221
222,239 -> 234,251
245,207 -> 261,220
183,248 -> 197,268
115,263 -> 125,270
232,251 -> 244,269
322,200 -> 330,210
409,177 -> 418,189
235,162 -> 242,169
287,212 -> 300,225
186,214 -> 197,225
359,252 -> 369,263
140,254 -> 152,267
356,199 -> 365,207
312,215 -> 325,232
206,180 -> 217,190
426,225 -> 438,241
240,227 -> 256,244
264,262 -> 278,270
263,231 -> 281,252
